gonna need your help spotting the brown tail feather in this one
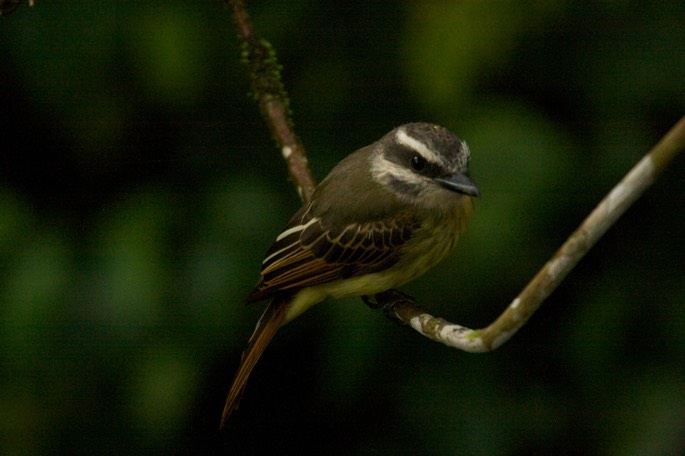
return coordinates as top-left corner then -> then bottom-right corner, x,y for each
220,297 -> 290,428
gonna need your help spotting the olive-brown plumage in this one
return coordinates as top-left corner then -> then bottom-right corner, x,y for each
221,123 -> 479,427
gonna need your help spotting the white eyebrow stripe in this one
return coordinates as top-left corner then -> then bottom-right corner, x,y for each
396,128 -> 441,164
461,140 -> 471,161
275,216 -> 319,242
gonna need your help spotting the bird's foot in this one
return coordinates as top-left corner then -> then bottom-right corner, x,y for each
362,289 -> 417,325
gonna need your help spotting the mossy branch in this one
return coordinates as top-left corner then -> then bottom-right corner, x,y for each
226,0 -> 316,202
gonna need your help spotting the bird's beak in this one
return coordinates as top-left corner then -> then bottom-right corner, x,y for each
434,173 -> 481,197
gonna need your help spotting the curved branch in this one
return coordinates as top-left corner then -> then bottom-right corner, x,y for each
375,116 -> 685,352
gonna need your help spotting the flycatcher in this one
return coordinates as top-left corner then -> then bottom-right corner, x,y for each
221,122 -> 479,427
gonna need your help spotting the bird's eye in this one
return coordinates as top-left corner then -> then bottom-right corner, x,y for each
410,155 -> 426,171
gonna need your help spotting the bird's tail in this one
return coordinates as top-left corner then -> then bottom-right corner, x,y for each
220,297 -> 290,428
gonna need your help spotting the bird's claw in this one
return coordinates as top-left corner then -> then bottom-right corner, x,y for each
362,289 -> 416,325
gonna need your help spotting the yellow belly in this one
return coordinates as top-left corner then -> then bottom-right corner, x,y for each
284,198 -> 473,323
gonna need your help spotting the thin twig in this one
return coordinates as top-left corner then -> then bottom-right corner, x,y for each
226,0 -> 316,202
377,116 -> 685,352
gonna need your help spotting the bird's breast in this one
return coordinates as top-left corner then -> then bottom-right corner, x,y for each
284,196 -> 473,322
396,201 -> 470,279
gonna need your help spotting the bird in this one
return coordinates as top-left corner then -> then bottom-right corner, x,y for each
221,122 -> 480,427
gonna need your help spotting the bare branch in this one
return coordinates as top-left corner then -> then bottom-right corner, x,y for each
226,0 -> 317,202
376,116 -> 685,352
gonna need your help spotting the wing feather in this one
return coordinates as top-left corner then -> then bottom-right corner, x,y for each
247,204 -> 419,303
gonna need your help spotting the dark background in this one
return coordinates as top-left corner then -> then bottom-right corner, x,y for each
1,1 -> 684,454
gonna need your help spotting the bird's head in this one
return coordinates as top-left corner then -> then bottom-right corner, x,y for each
370,123 -> 480,208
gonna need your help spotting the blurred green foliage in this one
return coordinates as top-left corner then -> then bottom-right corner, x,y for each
1,1 -> 684,454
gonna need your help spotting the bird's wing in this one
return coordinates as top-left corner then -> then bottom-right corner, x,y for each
247,205 -> 419,303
